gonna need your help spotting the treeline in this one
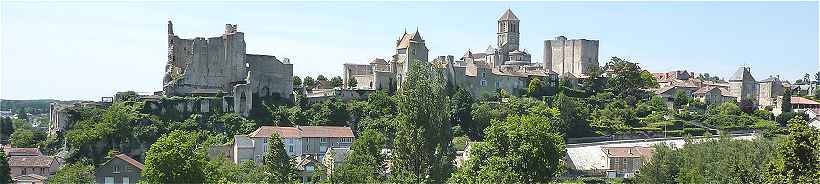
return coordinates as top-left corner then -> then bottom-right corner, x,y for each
637,117 -> 820,183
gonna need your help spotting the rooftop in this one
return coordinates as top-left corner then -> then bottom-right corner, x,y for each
250,126 -> 354,138
791,96 -> 820,105
8,156 -> 54,167
498,9 -> 519,21
602,146 -> 654,158
3,148 -> 42,156
109,154 -> 144,171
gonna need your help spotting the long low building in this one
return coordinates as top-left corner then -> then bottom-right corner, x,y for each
564,134 -> 757,178
211,125 -> 354,165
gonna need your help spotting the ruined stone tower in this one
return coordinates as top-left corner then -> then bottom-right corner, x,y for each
162,21 -> 293,116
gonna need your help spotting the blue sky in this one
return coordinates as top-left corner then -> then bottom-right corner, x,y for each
2,1 -> 818,100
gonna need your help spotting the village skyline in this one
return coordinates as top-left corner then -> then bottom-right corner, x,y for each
2,1 -> 818,100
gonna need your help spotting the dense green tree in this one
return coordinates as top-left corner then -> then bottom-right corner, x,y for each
330,76 -> 344,88
815,71 -> 820,84
553,93 -> 594,138
303,76 -> 316,90
591,100 -> 638,133
142,130 -> 209,183
468,102 -> 499,140
635,143 -> 679,184
307,97 -> 351,126
65,102 -> 143,163
450,88 -> 475,139
804,73 -> 812,85
47,162 -> 95,183
317,75 -> 328,82
348,77 -> 358,88
765,117 -> 820,183
782,88 -> 793,113
293,76 -> 302,86
582,65 -> 607,94
328,129 -> 387,183
9,129 -> 46,148
0,117 -> 14,144
604,57 -> 655,99
209,113 -> 255,137
0,150 -> 10,183
637,137 -> 778,183
390,61 -> 454,183
527,77 -> 544,98
264,133 -> 297,183
209,159 -> 268,183
450,113 -> 565,183
672,90 -> 690,109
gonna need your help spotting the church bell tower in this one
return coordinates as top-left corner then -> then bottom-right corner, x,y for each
497,9 -> 520,53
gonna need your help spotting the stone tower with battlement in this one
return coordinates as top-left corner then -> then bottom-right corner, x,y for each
543,36 -> 599,77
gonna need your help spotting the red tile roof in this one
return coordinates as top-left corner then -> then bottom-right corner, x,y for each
250,126 -> 354,139
113,154 -> 144,171
791,97 -> 820,105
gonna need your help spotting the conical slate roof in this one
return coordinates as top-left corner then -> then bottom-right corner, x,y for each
499,9 -> 519,21
410,30 -> 423,41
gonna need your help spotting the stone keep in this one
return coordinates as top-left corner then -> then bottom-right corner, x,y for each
728,66 -> 758,103
543,36 -> 599,77
162,21 -> 293,116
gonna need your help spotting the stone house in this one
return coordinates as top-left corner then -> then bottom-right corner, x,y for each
222,126 -> 355,165
8,155 -> 61,179
728,66 -> 759,103
322,147 -> 351,177
758,76 -> 786,109
653,70 -> 694,82
693,86 -> 735,105
95,154 -> 144,184
602,146 -> 654,178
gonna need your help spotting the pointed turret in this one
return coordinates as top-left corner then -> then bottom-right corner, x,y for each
410,29 -> 423,41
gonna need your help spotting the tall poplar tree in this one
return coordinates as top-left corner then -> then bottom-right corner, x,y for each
264,133 -> 297,183
0,149 -> 11,183
390,60 -> 454,183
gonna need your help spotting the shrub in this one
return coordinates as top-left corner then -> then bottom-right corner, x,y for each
683,128 -> 705,136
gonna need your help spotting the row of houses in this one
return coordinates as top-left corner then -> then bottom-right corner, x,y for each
652,67 -> 788,113
2,145 -> 145,184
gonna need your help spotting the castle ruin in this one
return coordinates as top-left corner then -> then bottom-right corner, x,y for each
163,21 -> 293,116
